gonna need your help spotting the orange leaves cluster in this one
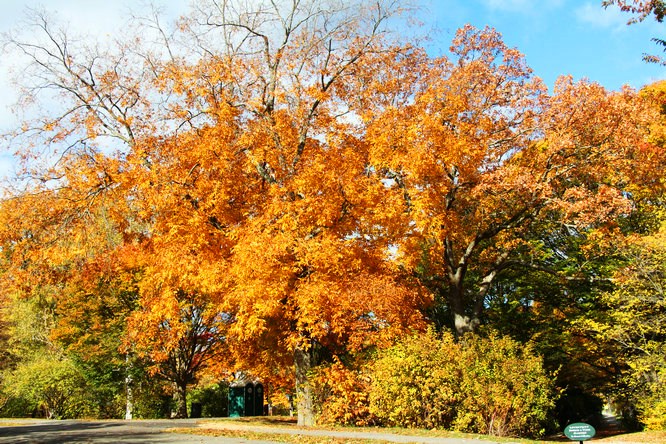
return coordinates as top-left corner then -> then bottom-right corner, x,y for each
2,4 -> 665,393
313,358 -> 375,426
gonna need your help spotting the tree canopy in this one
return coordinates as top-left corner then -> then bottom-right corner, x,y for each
1,0 -> 665,430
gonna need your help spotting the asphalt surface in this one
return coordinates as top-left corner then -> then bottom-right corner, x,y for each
0,419 -> 278,444
0,414 -> 633,444
0,418 -> 520,444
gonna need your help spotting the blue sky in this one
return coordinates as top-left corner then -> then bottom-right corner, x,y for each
1,0 -> 665,178
421,0 -> 665,90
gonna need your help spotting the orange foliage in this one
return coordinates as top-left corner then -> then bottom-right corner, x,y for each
359,26 -> 662,333
313,358 -> 375,426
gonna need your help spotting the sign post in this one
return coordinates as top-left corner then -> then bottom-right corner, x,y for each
564,422 -> 596,444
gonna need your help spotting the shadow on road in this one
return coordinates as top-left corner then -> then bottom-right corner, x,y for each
0,420 -> 202,444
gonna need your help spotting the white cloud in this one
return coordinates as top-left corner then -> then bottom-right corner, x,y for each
0,1 -> 187,174
0,153 -> 16,180
4,0 -> 184,40
574,2 -> 628,30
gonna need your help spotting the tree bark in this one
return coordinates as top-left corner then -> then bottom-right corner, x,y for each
450,284 -> 480,336
173,381 -> 188,419
294,346 -> 314,426
447,264 -> 480,335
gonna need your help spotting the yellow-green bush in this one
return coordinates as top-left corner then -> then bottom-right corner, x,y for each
0,353 -> 91,418
642,399 -> 666,430
316,330 -> 557,438
368,330 -> 461,429
632,362 -> 666,430
453,333 -> 556,437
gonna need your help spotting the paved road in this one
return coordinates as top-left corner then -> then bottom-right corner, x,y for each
0,419 -> 278,444
0,418 -> 519,444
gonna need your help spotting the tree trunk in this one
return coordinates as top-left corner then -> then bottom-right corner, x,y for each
450,283 -> 480,336
125,354 -> 133,420
173,381 -> 188,419
445,241 -> 481,336
294,346 -> 314,426
453,311 -> 479,335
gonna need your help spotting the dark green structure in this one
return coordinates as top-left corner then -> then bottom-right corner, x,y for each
254,383 -> 264,415
228,382 -> 264,417
228,385 -> 245,417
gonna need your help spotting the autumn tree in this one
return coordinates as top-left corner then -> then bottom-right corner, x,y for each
145,0 -> 428,425
49,249 -> 144,419
0,184 -> 143,417
127,290 -> 230,418
2,0 -> 428,425
3,0 -> 664,428
576,80 -> 666,429
352,24 -> 663,335
604,0 -> 666,21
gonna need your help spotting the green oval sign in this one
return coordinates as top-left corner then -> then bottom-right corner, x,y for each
564,422 -> 596,441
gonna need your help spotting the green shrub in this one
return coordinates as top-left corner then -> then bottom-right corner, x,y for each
0,354 -> 92,418
130,379 -> 173,419
189,382 -> 229,417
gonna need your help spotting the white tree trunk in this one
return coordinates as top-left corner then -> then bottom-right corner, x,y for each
294,347 -> 314,426
125,354 -> 133,420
